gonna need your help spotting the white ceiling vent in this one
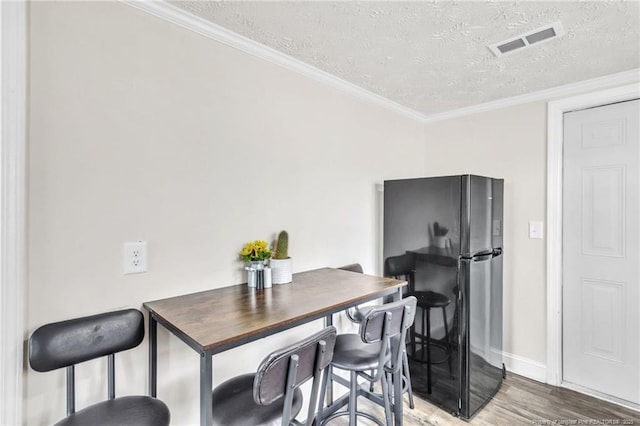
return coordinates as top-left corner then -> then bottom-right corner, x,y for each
488,21 -> 565,57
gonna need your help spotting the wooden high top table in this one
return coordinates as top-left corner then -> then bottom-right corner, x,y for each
143,267 -> 407,426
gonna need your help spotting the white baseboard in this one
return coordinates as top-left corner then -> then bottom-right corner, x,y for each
502,351 -> 547,383
562,381 -> 640,412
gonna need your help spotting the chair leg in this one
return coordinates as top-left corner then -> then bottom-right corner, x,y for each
369,368 -> 375,392
402,348 -> 415,409
410,311 -> 417,359
326,365 -> 333,405
420,309 -> 426,362
317,367 -> 330,425
426,307 -> 432,394
381,371 -> 393,426
442,306 -> 453,379
349,371 -> 357,425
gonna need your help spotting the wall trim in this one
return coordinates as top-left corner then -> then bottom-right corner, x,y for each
123,2 -> 640,126
122,0 -> 429,123
503,351 -> 547,383
0,2 -> 27,425
424,69 -> 640,123
562,381 -> 640,413
546,83 -> 640,387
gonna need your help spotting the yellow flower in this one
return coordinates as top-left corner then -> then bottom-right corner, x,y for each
239,239 -> 272,262
240,244 -> 252,257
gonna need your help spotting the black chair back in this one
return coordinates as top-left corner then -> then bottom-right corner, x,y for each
338,263 -> 367,323
384,253 -> 416,292
384,253 -> 415,278
29,309 -> 143,372
360,297 -> 417,375
254,326 -> 337,426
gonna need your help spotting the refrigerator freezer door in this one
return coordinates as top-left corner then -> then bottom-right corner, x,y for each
461,176 -> 504,256
384,176 -> 461,260
460,252 -> 503,419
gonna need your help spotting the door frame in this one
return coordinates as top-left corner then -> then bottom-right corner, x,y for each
546,83 -> 640,390
0,2 -> 26,425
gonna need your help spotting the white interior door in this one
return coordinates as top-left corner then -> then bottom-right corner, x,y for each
562,99 -> 640,404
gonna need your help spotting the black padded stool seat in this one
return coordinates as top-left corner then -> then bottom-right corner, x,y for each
211,374 -> 303,426
413,290 -> 450,308
53,396 -> 170,426
331,334 -> 384,371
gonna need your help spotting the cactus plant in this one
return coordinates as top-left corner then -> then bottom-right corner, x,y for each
433,222 -> 449,236
271,230 -> 292,284
274,230 -> 289,259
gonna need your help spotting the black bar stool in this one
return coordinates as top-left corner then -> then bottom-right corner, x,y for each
210,326 -> 337,426
318,297 -> 417,426
28,309 -> 171,426
385,253 -> 453,394
338,263 -> 415,408
413,291 -> 453,393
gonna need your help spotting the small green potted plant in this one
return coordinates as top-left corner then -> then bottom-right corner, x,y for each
432,222 -> 449,248
270,230 -> 292,284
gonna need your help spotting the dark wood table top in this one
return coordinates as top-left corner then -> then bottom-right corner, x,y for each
143,267 -> 406,354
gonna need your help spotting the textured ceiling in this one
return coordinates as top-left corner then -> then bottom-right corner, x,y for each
170,1 -> 640,116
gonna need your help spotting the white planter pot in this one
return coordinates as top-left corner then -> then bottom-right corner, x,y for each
270,258 -> 292,284
433,236 -> 448,248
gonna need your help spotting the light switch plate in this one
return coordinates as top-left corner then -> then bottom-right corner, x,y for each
529,221 -> 543,239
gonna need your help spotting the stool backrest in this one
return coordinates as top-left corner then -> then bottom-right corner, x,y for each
254,326 -> 337,426
337,264 -> 366,323
360,297 -> 417,375
384,253 -> 416,292
29,309 -> 144,372
29,309 -> 145,415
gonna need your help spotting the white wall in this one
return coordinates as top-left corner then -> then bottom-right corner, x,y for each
424,102 -> 548,370
25,2 -> 425,425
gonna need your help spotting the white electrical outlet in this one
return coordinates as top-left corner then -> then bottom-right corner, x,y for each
124,241 -> 148,274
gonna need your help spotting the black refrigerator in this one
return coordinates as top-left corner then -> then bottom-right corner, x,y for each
383,175 -> 504,419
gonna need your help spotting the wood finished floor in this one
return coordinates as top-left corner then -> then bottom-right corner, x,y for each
326,373 -> 640,425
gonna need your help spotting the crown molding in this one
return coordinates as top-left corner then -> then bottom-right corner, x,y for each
122,0 -> 429,122
423,69 -> 640,123
123,2 -> 638,125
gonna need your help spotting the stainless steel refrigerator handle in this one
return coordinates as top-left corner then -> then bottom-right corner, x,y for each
464,248 -> 502,262
471,252 -> 494,262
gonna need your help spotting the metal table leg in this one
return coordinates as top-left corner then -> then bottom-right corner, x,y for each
325,313 -> 334,405
149,315 -> 157,397
200,351 -> 213,426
